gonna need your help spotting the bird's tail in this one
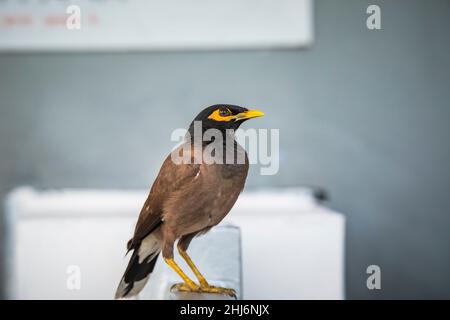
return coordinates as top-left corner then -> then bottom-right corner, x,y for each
115,233 -> 161,299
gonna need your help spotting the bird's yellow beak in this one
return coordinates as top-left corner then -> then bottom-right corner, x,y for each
233,109 -> 265,121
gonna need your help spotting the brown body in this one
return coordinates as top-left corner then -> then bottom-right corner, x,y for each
133,141 -> 248,258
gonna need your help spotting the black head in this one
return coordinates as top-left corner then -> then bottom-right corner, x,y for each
189,104 -> 264,133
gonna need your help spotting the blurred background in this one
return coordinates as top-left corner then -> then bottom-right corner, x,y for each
1,0 -> 450,299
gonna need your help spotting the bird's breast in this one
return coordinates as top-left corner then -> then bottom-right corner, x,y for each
199,162 -> 248,225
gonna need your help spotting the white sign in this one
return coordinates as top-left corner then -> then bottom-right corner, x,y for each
0,0 -> 313,51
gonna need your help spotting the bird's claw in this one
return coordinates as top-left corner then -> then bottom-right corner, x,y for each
200,285 -> 237,298
171,282 -> 200,292
170,282 -> 237,298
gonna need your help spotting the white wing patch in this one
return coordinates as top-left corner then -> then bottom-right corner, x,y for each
138,233 -> 160,264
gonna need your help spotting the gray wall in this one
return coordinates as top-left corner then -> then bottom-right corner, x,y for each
1,0 -> 449,299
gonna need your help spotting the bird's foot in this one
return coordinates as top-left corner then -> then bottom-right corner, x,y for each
170,282 -> 237,298
199,284 -> 237,298
170,282 -> 200,292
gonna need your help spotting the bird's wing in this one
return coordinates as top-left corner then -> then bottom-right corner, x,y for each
128,144 -> 200,249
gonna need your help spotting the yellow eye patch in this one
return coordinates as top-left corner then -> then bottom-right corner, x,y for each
207,108 -> 234,122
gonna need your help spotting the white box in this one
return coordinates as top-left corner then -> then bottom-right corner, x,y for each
5,187 -> 344,299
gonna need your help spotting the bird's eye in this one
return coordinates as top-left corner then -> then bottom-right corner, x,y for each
219,109 -> 231,117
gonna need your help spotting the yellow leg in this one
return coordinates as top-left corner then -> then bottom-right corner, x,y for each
163,257 -> 198,290
176,247 -> 237,298
178,247 -> 209,286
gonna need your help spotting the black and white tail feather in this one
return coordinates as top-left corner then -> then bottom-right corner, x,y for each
115,233 -> 161,299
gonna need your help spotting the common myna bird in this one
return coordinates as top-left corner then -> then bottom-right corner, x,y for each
115,104 -> 264,299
